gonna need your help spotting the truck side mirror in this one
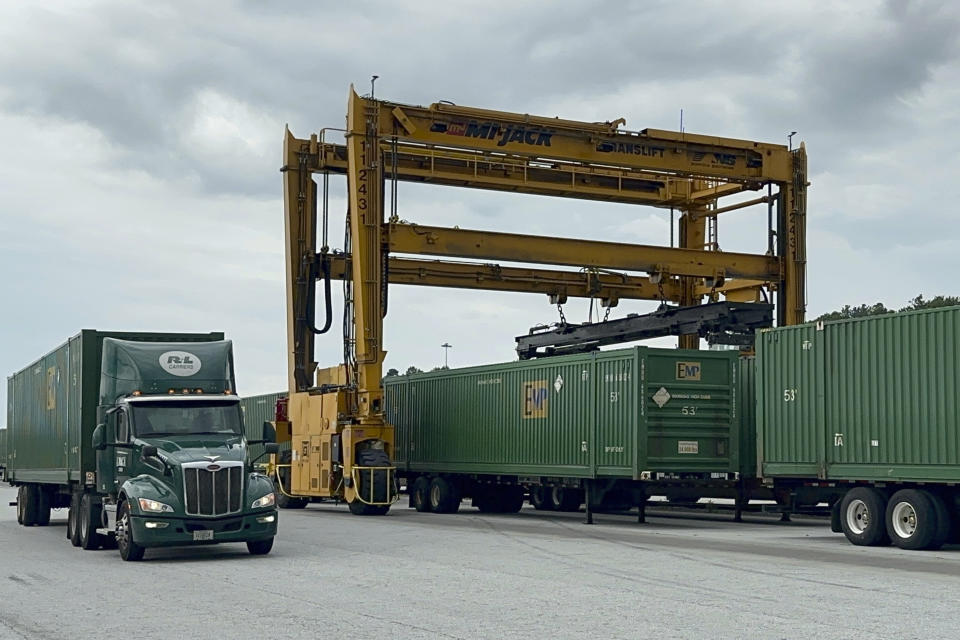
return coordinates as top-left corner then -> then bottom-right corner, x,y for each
92,424 -> 106,451
141,445 -> 159,459
262,421 -> 276,442
265,443 -> 280,455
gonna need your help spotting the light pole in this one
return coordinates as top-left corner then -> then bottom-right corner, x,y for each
441,342 -> 452,368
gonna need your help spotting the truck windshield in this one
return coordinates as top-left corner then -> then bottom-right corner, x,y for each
131,401 -> 242,437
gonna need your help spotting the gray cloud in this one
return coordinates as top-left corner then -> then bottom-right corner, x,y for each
1,0 -> 959,415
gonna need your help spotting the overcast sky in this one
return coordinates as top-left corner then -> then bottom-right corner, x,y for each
2,0 -> 958,419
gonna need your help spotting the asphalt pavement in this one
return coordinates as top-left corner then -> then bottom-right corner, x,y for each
1,485 -> 958,640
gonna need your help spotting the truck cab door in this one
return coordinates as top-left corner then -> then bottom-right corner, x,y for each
113,409 -> 132,488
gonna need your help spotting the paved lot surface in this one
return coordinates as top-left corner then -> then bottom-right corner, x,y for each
1,484 -> 958,640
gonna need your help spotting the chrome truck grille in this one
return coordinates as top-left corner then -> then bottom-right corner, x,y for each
182,462 -> 243,516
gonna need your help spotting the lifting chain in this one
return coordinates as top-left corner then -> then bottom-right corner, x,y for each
603,305 -> 612,322
557,303 -> 567,325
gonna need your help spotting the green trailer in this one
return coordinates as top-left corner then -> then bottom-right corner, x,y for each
757,306 -> 960,549
385,346 -> 741,519
0,428 -> 6,481
6,330 -> 279,560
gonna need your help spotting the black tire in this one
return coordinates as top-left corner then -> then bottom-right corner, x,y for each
530,486 -> 552,511
927,492 -> 953,550
499,487 -> 525,514
356,447 -> 393,504
78,493 -> 105,551
247,537 -> 274,555
552,486 -> 582,512
275,450 -> 308,509
474,488 -> 502,513
17,485 -> 38,526
116,500 -> 145,561
411,477 -> 431,513
68,492 -> 82,547
347,500 -> 390,516
830,500 -> 843,534
840,487 -> 889,546
886,489 -> 939,550
428,477 -> 460,514
34,487 -> 51,527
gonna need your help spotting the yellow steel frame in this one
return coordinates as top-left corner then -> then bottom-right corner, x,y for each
281,86 -> 807,506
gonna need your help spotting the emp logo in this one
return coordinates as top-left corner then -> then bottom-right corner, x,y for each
522,381 -> 549,419
676,361 -> 702,381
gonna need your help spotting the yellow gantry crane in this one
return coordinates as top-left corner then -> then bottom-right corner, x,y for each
278,86 -> 807,514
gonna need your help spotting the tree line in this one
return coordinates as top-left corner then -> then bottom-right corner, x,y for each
815,294 -> 960,322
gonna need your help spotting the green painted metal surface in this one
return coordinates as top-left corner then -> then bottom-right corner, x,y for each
240,392 -> 290,461
5,330 -> 224,486
758,306 -> 960,482
737,356 -> 758,478
0,428 -> 6,475
385,347 -> 738,479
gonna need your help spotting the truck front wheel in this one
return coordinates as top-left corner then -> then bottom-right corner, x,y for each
246,538 -> 274,555
116,501 -> 145,561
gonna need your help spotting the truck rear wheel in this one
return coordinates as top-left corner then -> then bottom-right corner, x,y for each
928,492 -> 953,550
499,487 -> 525,514
886,489 -> 941,550
429,477 -> 460,514
116,501 -> 145,561
246,537 -> 274,555
78,493 -> 105,551
530,486 -> 552,510
17,485 -> 38,526
551,486 -> 582,512
34,487 -> 51,527
68,492 -> 82,547
411,477 -> 431,512
840,487 -> 889,546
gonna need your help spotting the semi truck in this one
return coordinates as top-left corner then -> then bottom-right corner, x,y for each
6,330 -> 280,561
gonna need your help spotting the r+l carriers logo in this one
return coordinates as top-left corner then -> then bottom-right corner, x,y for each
522,380 -> 549,419
159,351 -> 203,377
430,120 -> 553,147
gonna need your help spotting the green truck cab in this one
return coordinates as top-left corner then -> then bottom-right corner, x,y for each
7,332 -> 279,561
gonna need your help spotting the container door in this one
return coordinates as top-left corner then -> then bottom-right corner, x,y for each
757,324 -> 824,478
593,352 -> 634,478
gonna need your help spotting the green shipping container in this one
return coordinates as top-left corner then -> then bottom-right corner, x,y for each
758,306 -> 960,482
0,428 -> 7,478
737,356 -> 757,479
240,391 -> 289,461
5,330 -> 224,486
385,346 -> 739,479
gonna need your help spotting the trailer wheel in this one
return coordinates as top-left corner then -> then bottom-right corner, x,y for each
17,485 -> 38,526
116,500 -> 144,561
411,477 -> 431,512
886,489 -> 944,550
246,537 -> 274,555
34,487 -> 51,527
428,477 -> 460,514
78,493 -> 104,551
500,487 -> 525,514
530,486 -> 552,510
928,492 -> 953,550
473,488 -> 502,513
552,486 -> 582,512
840,487 -> 889,546
68,492 -> 82,547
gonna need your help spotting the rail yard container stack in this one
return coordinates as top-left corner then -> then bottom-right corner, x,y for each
757,305 -> 960,549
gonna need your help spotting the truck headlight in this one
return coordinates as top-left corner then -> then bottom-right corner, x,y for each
138,498 -> 174,513
251,493 -> 275,509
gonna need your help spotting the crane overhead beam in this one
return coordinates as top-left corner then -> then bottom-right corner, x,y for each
326,255 -> 684,302
309,139 -> 756,207
387,223 -> 781,281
